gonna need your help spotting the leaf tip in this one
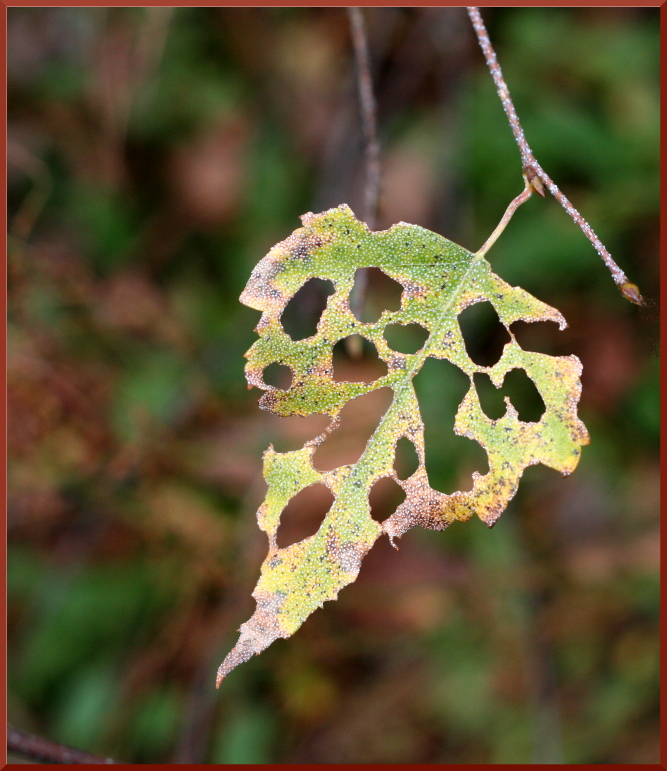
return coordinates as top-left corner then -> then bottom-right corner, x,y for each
214,633 -> 263,688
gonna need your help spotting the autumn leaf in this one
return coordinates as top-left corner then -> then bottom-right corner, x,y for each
216,204 -> 589,686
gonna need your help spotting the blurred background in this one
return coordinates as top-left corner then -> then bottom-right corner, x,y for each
7,7 -> 659,764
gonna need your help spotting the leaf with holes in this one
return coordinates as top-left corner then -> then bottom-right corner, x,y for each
216,204 -> 589,685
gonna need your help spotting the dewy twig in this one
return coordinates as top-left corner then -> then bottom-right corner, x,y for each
466,7 -> 643,305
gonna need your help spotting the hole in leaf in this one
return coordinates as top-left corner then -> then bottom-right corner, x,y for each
458,301 -> 510,367
281,277 -> 335,341
503,368 -> 546,422
276,483 -> 334,549
369,476 -> 406,522
394,437 -> 419,480
262,363 -> 293,390
474,369 -> 546,423
333,336 -> 388,383
452,436 -> 489,492
414,358 -> 488,494
313,387 -> 393,472
262,412 -> 331,454
510,320 -> 561,355
351,267 -> 403,323
474,372 -> 506,420
383,323 -> 430,354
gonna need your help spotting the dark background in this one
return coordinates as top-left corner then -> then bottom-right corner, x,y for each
7,7 -> 659,764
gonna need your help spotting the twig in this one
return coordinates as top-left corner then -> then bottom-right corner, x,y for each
8,141 -> 52,245
347,8 -> 381,349
8,724 -> 116,764
347,7 -> 380,230
466,7 -> 643,305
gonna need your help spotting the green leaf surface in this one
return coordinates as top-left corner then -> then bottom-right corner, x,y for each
217,204 -> 588,684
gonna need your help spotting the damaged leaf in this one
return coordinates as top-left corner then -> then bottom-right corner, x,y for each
217,204 -> 589,686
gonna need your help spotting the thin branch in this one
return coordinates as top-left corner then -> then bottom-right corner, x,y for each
347,8 -> 381,350
8,724 -> 116,764
347,7 -> 380,230
466,7 -> 643,305
8,141 -> 53,245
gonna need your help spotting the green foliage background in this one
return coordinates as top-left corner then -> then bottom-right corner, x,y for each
8,7 -> 659,764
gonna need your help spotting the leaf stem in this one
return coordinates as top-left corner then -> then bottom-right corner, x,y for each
466,6 -> 643,305
475,179 -> 533,259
